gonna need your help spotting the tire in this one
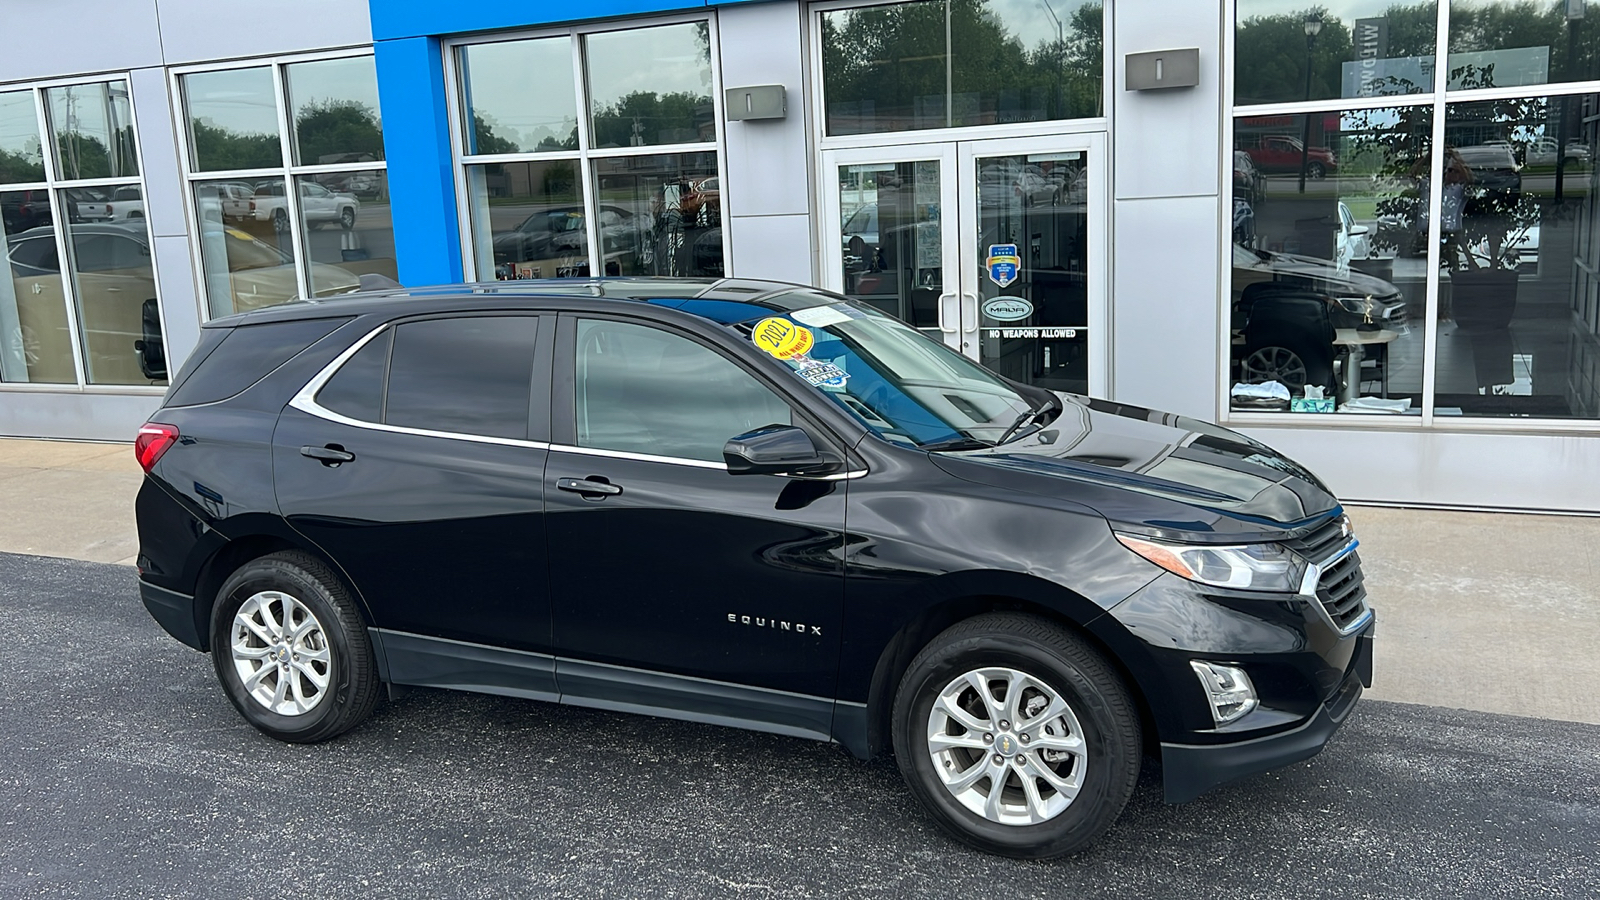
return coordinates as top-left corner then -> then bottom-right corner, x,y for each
210,551 -> 380,743
272,208 -> 290,233
339,207 -> 355,230
1240,340 -> 1332,394
891,613 -> 1141,859
1306,161 -> 1327,180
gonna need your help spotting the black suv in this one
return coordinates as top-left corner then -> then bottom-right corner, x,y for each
134,278 -> 1374,859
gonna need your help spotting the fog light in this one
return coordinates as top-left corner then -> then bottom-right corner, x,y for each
1190,661 -> 1258,725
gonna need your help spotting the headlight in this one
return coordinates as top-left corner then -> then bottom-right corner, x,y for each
1333,295 -> 1374,315
1115,533 -> 1309,592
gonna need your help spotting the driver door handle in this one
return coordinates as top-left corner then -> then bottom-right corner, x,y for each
300,445 -> 355,465
556,477 -> 622,497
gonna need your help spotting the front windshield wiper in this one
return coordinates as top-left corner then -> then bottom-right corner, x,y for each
918,436 -> 995,452
993,393 -> 1064,446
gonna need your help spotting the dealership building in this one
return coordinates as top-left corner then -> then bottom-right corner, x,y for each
2,0 -> 1598,512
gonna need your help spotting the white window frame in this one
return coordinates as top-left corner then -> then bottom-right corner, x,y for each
168,47 -> 387,321
0,73 -> 165,395
443,12 -> 731,282
1223,0 -> 1600,434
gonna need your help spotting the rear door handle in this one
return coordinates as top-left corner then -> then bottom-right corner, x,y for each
301,445 -> 355,465
556,476 -> 622,497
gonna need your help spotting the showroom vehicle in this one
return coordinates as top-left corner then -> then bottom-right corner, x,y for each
134,278 -> 1374,859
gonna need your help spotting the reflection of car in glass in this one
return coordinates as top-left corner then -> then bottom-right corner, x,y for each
1239,134 -> 1337,179
1232,243 -> 1409,392
1233,151 -> 1265,205
1523,137 -> 1589,167
491,205 -> 639,278
250,180 -> 360,232
2,189 -> 54,232
1335,201 -> 1372,267
135,277 -> 1372,861
1454,144 -> 1520,192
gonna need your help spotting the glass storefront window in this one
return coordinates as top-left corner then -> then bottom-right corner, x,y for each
1235,2 -> 1437,106
1449,1 -> 1600,91
591,152 -> 722,277
458,38 -> 579,154
584,22 -> 716,147
193,178 -> 315,317
183,67 -> 283,172
0,91 -> 45,185
1,191 -> 74,384
1231,107 -> 1432,415
1438,94 -> 1600,417
286,57 -> 384,166
837,161 -> 944,333
45,81 -> 138,180
464,160 -> 588,280
820,0 -> 1104,137
295,171 -> 396,292
62,214 -> 167,384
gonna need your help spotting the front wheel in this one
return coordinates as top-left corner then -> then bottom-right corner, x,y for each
339,207 -> 355,230
891,613 -> 1142,859
210,551 -> 379,743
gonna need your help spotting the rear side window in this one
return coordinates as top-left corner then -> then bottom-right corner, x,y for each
165,317 -> 350,408
317,329 -> 391,423
383,316 -> 538,440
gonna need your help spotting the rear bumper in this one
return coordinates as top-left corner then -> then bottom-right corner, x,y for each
140,578 -> 204,651
1160,625 -> 1373,804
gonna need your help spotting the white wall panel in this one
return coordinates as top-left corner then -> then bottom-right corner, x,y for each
0,392 -> 161,441
1109,0 -> 1222,200
1239,426 -> 1600,513
1110,195 -> 1220,420
127,68 -> 187,240
0,1 -> 164,83
727,214 -> 815,286
155,0 -> 373,65
717,2 -> 811,218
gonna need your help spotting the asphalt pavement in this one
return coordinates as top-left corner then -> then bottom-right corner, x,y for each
3,551 -> 1597,900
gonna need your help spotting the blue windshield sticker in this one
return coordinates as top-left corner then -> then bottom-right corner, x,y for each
794,359 -> 849,388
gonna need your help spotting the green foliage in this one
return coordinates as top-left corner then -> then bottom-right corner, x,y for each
294,99 -> 383,164
53,128 -> 137,179
0,147 -> 44,185
471,115 -> 520,155
590,91 -> 711,148
1235,3 -> 1437,104
191,120 -> 281,171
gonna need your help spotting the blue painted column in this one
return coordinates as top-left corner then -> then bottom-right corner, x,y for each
375,36 -> 463,287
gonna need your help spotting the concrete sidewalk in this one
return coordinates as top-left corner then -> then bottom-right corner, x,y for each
1,437 -> 1595,726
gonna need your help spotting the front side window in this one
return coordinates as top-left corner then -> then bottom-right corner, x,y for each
1,80 -> 166,387
455,20 -> 725,283
575,318 -> 791,461
179,55 -> 392,319
820,0 -> 1104,136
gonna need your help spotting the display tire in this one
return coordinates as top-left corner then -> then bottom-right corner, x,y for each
891,612 -> 1141,859
210,550 -> 379,744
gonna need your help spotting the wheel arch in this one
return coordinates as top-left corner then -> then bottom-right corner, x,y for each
848,576 -> 1160,764
189,526 -> 374,652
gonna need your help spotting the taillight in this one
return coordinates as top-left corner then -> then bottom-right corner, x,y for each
134,423 -> 179,473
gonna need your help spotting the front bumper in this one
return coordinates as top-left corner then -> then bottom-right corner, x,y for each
1161,618 -> 1373,803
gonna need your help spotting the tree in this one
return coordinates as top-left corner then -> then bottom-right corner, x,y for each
294,99 -> 383,165
190,121 -> 281,171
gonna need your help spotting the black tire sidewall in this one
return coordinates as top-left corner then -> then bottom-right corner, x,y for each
894,630 -> 1138,858
210,558 -> 359,742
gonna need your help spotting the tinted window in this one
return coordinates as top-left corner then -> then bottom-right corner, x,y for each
8,236 -> 58,273
385,316 -> 537,439
317,328 -> 391,422
575,319 -> 791,462
164,317 -> 350,407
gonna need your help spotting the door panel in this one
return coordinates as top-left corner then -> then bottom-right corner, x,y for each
546,315 -> 846,706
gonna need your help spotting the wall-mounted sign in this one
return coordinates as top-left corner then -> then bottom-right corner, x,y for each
986,244 -> 1020,287
982,297 -> 1034,321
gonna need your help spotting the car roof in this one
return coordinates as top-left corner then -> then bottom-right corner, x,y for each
205,277 -> 850,330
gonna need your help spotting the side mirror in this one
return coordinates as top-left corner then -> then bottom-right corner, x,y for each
724,425 -> 837,477
1349,224 -> 1370,237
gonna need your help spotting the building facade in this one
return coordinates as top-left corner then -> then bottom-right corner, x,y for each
3,0 -> 1599,513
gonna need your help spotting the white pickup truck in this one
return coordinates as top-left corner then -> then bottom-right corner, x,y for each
250,179 -> 360,231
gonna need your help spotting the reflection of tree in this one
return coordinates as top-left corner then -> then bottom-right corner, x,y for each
590,91 -> 712,147
295,99 -> 383,163
191,121 -> 281,170
0,148 -> 43,184
821,0 -> 1101,132
1234,4 -> 1435,104
54,129 -> 137,179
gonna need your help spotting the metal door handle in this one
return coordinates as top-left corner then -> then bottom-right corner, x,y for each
937,292 -> 959,334
556,477 -> 622,497
300,445 -> 355,465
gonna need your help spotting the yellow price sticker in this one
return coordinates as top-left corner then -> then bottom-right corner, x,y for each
752,317 -> 814,360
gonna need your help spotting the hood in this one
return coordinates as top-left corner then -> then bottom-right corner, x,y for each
1249,249 -> 1401,298
929,395 -> 1340,542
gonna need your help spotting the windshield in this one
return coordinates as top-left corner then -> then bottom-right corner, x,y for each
738,298 -> 1037,448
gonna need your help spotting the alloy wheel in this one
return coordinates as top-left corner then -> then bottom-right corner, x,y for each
925,666 -> 1088,826
230,590 -> 333,716
1241,346 -> 1309,389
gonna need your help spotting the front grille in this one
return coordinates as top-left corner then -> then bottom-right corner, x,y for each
1284,517 -> 1346,562
1315,549 -> 1369,631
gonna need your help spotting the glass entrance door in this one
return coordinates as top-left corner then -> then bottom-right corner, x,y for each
823,134 -> 1105,393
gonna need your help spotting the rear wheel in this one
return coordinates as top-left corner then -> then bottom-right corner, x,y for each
210,551 -> 379,743
339,207 -> 355,230
1306,161 -> 1327,180
891,613 -> 1141,859
272,208 -> 290,233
